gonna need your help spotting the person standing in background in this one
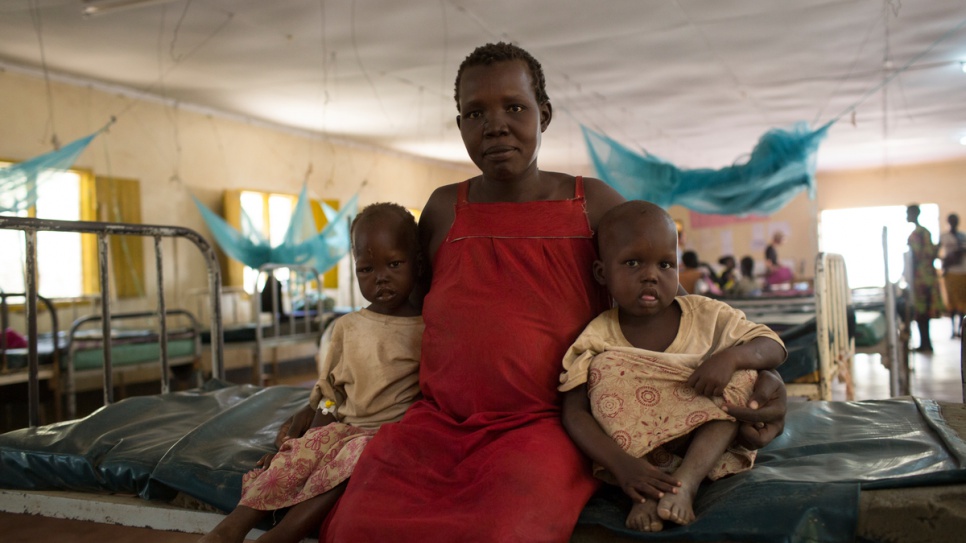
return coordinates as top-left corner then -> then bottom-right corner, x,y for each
906,204 -> 945,352
940,213 -> 966,338
764,231 -> 784,274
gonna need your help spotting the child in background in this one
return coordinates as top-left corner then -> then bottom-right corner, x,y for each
732,256 -> 762,297
201,202 -> 424,543
560,201 -> 786,532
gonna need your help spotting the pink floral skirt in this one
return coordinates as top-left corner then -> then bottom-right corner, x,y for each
239,423 -> 376,511
588,350 -> 757,482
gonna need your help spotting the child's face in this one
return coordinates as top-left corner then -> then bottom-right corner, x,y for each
352,216 -> 418,316
594,215 -> 679,319
456,60 -> 550,181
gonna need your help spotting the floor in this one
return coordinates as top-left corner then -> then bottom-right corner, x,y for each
0,319 -> 962,541
831,316 -> 963,403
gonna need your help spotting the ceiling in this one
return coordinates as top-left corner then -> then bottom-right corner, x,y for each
2,0 -> 966,174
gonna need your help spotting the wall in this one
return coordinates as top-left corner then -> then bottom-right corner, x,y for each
0,68 -> 473,313
674,158 -> 966,281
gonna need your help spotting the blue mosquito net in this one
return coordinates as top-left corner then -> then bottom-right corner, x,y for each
0,130 -> 102,214
192,184 -> 357,275
583,121 -> 831,215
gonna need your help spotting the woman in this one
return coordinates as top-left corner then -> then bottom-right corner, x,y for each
906,204 -> 945,352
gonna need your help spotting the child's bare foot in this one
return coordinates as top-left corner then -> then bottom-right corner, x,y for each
626,499 -> 664,532
656,480 -> 698,525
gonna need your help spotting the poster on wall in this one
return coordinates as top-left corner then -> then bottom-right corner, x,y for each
688,210 -> 766,229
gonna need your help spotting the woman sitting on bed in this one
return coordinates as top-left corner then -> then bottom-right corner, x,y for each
200,202 -> 424,543
319,42 -> 790,542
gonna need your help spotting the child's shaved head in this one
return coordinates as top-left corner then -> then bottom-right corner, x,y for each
597,200 -> 677,258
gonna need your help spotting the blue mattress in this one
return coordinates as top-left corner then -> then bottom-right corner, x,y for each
2,382 -> 965,542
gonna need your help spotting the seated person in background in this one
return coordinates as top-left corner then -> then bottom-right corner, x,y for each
679,250 -> 721,296
717,255 -> 738,293
201,203 -> 424,543
731,256 -> 762,297
560,201 -> 786,532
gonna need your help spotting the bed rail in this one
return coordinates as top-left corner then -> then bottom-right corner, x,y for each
253,263 -> 325,385
722,252 -> 853,400
0,216 -> 224,427
0,292 -> 62,421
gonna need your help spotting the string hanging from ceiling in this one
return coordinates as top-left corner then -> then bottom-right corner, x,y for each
585,12 -> 966,216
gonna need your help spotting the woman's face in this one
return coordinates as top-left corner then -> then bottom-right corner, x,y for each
352,216 -> 417,316
456,60 -> 550,182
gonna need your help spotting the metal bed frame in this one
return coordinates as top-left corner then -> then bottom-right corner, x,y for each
188,263 -> 326,386
0,215 -> 225,427
723,252 -> 854,401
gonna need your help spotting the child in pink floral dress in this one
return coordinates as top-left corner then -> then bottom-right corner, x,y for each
560,200 -> 786,533
201,202 -> 423,543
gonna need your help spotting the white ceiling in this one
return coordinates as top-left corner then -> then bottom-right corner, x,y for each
2,0 -> 966,174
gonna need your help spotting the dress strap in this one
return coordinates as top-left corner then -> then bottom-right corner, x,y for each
457,180 -> 470,205
574,176 -> 584,199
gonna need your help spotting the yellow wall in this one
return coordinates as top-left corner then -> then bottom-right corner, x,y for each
4,67 -> 964,297
0,69 -> 472,310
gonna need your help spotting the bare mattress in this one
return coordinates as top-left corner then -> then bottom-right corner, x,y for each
1,380 -> 964,542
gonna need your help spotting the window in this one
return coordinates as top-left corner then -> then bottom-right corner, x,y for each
819,204 -> 940,289
223,189 -> 340,292
0,162 -> 144,300
0,166 -> 83,298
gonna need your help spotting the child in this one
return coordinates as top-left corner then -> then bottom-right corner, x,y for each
201,202 -> 424,543
560,200 -> 786,532
732,255 -> 762,297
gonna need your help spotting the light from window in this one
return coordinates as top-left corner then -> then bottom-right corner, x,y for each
0,169 -> 83,298
819,204 -> 940,289
240,191 -> 296,293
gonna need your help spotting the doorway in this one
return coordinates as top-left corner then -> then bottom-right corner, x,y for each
818,204 -> 940,289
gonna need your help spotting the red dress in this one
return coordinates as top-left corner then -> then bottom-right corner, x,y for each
323,177 -> 610,542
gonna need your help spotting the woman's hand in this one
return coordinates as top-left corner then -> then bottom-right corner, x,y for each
274,404 -> 315,448
722,369 -> 787,449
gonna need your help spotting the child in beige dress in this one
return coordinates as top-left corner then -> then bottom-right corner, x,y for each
561,200 -> 786,532
201,202 -> 423,543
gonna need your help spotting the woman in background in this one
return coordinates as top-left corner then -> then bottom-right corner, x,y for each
906,204 -> 944,352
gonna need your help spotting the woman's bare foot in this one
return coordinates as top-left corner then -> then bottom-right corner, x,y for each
626,499 -> 664,532
656,479 -> 699,525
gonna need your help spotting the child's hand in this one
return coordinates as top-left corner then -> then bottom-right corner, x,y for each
275,405 -> 315,448
687,354 -> 735,397
255,451 -> 276,469
612,454 -> 681,503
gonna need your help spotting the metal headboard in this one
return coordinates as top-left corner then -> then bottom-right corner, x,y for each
0,216 -> 225,427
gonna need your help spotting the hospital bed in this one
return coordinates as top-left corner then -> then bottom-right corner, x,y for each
723,252 -> 855,401
1,295 -> 203,422
2,221 -> 966,541
192,263 -> 328,386
1,292 -> 61,422
0,215 -> 224,428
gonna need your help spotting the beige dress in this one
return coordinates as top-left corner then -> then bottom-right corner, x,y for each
559,296 -> 784,481
239,309 -> 423,510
